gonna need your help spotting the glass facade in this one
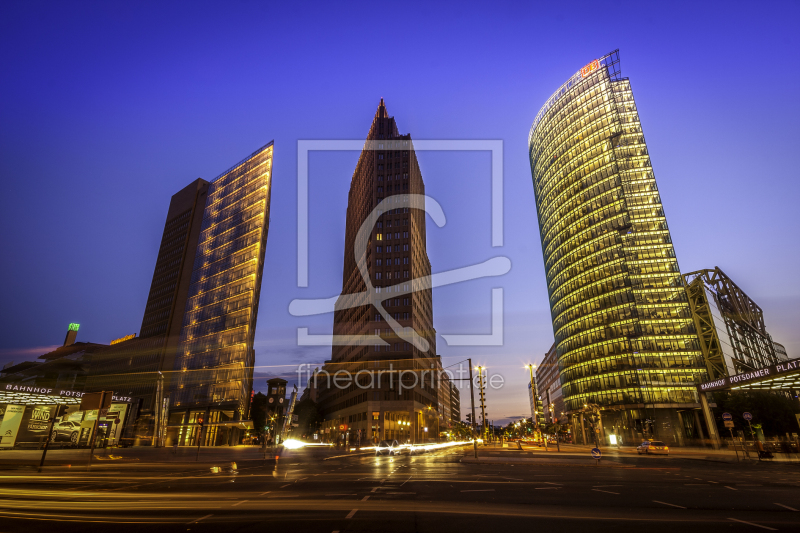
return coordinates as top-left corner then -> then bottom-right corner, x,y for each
528,51 -> 707,414
171,142 -> 274,418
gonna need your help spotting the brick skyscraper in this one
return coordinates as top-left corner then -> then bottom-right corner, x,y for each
318,99 -> 440,444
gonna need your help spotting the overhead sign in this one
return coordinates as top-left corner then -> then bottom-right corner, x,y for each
2,383 -> 131,404
581,59 -> 600,78
110,333 -> 136,345
743,412 -> 753,421
698,358 -> 800,392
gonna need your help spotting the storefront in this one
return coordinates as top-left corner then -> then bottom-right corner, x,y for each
0,383 -> 132,449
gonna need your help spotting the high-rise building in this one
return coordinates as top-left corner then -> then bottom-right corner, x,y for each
169,142 -> 274,446
80,142 -> 274,447
535,343 -> 564,424
684,266 -> 785,378
317,99 -> 439,445
528,51 -> 707,446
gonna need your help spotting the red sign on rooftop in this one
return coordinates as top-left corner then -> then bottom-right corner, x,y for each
581,59 -> 600,78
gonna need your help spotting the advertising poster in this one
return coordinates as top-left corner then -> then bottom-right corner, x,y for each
15,405 -> 56,445
105,403 -> 129,446
0,405 -> 26,448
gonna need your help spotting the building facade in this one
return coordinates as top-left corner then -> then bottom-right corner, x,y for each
535,343 -> 565,424
169,142 -> 274,446
528,50 -> 707,446
317,99 -> 440,445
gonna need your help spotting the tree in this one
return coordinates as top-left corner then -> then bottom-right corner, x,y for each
711,390 -> 800,437
250,393 -> 268,441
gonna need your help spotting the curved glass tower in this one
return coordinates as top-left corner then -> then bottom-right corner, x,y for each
528,51 -> 707,445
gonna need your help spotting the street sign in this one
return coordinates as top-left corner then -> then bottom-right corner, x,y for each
113,418 -> 120,425
724,421 -> 735,428
743,412 -> 753,421
80,392 -> 112,411
722,412 -> 733,421
591,447 -> 601,459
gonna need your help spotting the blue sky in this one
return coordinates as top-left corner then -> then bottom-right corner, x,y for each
1,1 -> 798,424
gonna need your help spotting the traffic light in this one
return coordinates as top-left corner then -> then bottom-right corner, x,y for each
466,413 -> 472,423
197,416 -> 205,427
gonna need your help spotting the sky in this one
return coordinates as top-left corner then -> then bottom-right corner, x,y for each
1,1 -> 798,425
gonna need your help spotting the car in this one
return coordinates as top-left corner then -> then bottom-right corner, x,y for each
51,420 -> 81,445
375,439 -> 400,456
637,440 -> 669,455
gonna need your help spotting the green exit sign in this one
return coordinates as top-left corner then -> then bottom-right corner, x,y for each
68,323 -> 80,332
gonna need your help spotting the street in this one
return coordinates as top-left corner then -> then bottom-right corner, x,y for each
0,444 -> 798,532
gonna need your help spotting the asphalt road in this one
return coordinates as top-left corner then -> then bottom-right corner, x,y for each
1,444 -> 799,532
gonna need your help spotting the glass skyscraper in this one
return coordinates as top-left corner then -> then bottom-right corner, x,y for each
528,51 -> 707,445
170,142 -> 274,446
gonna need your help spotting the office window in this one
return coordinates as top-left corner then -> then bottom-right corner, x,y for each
376,272 -> 382,279
378,154 -> 384,160
377,222 -> 382,228
403,313 -> 409,320
404,271 -> 409,278
376,259 -> 382,266
374,314 -> 382,321
377,246 -> 382,253
403,232 -> 408,238
378,164 -> 383,170
403,257 -> 409,264
378,175 -> 383,181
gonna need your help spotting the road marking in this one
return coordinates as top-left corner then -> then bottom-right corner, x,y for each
592,489 -> 620,495
362,495 -> 369,501
188,514 -> 213,524
775,503 -> 799,511
727,518 -> 776,530
401,476 -> 412,486
461,489 -> 495,492
387,492 -> 415,494
709,481 -> 719,484
725,486 -> 737,491
280,484 -> 291,488
326,494 -> 357,496
259,491 -> 271,495
593,485 -> 622,487
371,487 -> 378,492
346,509 -> 357,519
232,500 -> 248,506
535,487 -> 559,490
653,500 -> 685,509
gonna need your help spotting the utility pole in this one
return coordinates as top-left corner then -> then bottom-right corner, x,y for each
477,366 -> 487,445
38,404 -> 62,473
468,359 -> 478,459
87,391 -> 107,470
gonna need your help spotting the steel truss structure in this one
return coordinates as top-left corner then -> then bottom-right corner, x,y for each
683,267 -> 778,381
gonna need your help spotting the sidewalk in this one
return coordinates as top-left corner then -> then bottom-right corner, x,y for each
468,442 -> 800,465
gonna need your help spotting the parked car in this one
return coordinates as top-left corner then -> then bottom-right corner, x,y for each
637,440 -> 669,455
375,440 -> 400,456
51,420 -> 81,445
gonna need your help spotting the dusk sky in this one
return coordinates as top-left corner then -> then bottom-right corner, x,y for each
1,1 -> 798,424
